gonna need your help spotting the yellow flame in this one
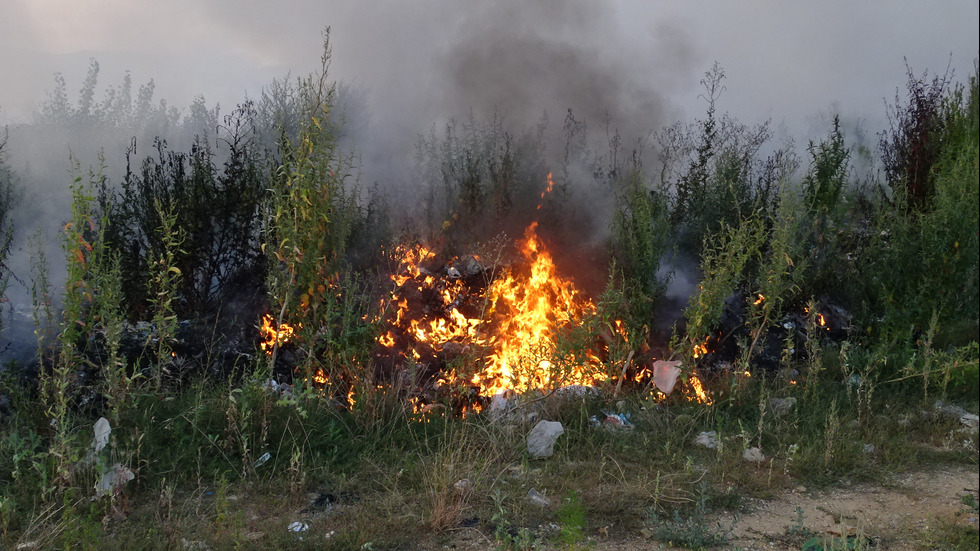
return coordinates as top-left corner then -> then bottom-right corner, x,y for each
259,314 -> 300,353
688,375 -> 711,404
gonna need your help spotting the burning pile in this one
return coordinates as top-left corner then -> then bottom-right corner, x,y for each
373,219 -> 611,410
260,174 -> 715,410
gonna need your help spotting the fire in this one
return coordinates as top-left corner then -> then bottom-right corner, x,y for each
691,334 -> 713,359
259,314 -> 300,353
753,294 -> 765,305
536,172 -> 555,210
688,374 -> 712,404
371,173 -> 712,411
474,221 -> 603,395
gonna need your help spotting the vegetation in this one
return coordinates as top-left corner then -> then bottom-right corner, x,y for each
0,33 -> 976,550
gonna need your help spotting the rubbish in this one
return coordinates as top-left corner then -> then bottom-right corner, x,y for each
95,463 -> 135,497
253,452 -> 271,469
600,412 -> 634,431
527,420 -> 564,458
526,488 -> 551,507
862,443 -> 876,454
92,417 -> 111,453
694,431 -> 720,449
652,360 -> 682,394
84,417 -> 113,464
488,390 -> 514,418
743,447 -> 766,463
453,479 -> 473,493
287,521 -> 309,532
555,384 -> 598,398
262,378 -> 294,398
768,397 -> 797,417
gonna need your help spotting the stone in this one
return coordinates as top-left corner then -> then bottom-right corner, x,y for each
527,420 -> 564,458
768,397 -> 797,417
934,400 -> 979,430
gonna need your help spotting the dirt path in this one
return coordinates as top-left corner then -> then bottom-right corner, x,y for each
443,464 -> 978,550
721,465 -> 978,550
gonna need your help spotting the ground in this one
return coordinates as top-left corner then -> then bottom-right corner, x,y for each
437,464 -> 978,550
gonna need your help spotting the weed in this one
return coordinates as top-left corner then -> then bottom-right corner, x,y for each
491,488 -> 541,551
646,483 -> 737,549
555,490 -> 588,545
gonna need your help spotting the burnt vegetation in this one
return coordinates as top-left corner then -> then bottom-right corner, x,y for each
0,35 -> 976,550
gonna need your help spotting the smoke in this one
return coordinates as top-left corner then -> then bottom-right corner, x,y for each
442,1 -> 680,146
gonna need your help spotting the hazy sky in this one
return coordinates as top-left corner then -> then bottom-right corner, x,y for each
1,1 -> 977,146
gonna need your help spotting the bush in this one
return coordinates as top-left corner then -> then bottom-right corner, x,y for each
100,101 -> 267,320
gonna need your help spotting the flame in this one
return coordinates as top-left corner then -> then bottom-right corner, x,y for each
470,222 -> 604,395
692,337 -> 710,359
817,313 -> 828,328
376,179 -> 608,404
753,294 -> 765,305
259,314 -> 300,353
313,369 -> 328,385
688,374 -> 711,404
536,172 -> 555,210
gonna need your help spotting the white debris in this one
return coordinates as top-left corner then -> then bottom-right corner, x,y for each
743,447 -> 766,463
287,521 -> 309,532
92,417 -> 111,454
527,420 -> 564,458
253,452 -> 271,469
95,463 -> 135,497
526,488 -> 551,507
453,479 -> 473,493
652,360 -> 682,394
694,431 -> 720,450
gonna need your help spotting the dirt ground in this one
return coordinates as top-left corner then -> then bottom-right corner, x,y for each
441,464 -> 978,550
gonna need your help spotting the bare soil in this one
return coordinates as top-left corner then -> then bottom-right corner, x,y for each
441,464 -> 978,550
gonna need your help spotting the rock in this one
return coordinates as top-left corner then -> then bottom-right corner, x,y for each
768,397 -> 797,417
527,420 -> 564,458
743,447 -> 766,463
934,400 -> 979,430
652,360 -> 682,394
863,443 -> 876,454
695,431 -> 720,449
527,488 -> 551,507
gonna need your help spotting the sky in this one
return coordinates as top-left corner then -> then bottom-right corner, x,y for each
1,0 -> 976,144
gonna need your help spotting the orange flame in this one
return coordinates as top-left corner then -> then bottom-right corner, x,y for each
259,314 -> 300,354
472,221 -> 604,395
688,374 -> 711,404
